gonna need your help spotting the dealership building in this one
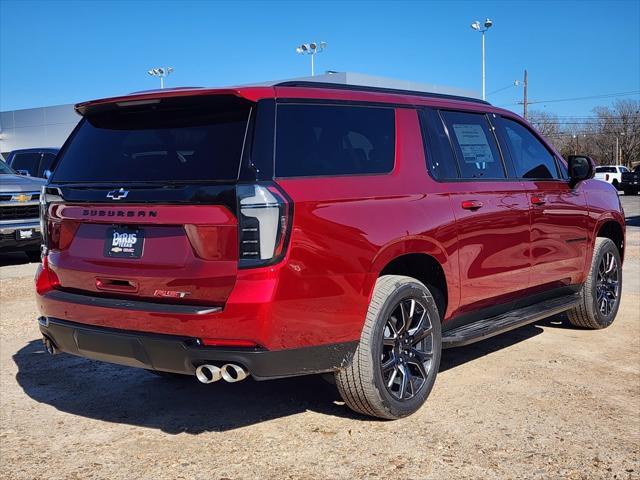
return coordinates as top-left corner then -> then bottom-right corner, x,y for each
0,72 -> 477,157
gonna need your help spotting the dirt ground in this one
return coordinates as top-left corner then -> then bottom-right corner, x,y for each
1,195 -> 639,480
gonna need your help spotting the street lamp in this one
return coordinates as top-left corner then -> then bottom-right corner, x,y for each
470,18 -> 493,101
147,67 -> 174,89
296,41 -> 327,76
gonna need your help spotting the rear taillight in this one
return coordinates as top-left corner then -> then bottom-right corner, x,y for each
605,174 -> 610,181
44,211 -> 78,251
40,187 -> 65,253
237,183 -> 291,268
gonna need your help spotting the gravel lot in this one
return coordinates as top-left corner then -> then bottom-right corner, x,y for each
1,195 -> 639,480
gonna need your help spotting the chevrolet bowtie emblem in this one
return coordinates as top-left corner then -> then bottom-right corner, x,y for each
12,193 -> 31,203
106,188 -> 129,200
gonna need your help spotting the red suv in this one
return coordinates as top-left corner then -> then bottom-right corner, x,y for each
36,82 -> 625,419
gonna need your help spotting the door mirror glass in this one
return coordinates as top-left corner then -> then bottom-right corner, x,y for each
567,155 -> 595,187
43,169 -> 52,179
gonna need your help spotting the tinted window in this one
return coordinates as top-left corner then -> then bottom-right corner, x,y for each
39,153 -> 56,177
596,166 -> 616,173
52,100 -> 251,183
11,152 -> 41,175
620,166 -> 629,173
500,118 -> 558,179
275,104 -> 395,177
421,109 -> 458,179
440,111 -> 505,179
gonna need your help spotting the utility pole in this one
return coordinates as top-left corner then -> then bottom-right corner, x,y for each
523,69 -> 528,120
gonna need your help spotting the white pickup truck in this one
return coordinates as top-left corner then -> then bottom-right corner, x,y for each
594,165 -> 629,190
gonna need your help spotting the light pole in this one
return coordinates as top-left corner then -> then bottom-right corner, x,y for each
296,42 -> 326,76
470,18 -> 493,101
148,67 -> 174,89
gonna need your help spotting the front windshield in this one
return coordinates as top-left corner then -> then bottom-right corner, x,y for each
0,161 -> 16,174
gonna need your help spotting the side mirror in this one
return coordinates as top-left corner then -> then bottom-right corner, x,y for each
567,155 -> 595,188
16,169 -> 31,176
44,169 -> 52,179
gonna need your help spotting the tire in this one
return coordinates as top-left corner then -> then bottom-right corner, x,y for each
567,238 -> 622,329
335,275 -> 442,419
612,179 -> 619,190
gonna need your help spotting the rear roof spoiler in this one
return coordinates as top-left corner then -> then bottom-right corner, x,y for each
75,86 -> 275,116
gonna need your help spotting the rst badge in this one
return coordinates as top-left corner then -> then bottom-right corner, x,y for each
104,227 -> 144,258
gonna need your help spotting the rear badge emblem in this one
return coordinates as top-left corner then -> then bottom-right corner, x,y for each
106,188 -> 129,200
153,289 -> 191,299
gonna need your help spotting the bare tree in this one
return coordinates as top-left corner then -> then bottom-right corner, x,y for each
528,110 -> 561,138
527,100 -> 639,167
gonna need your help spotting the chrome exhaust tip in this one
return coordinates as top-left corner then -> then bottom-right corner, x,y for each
42,336 -> 58,355
220,363 -> 249,383
195,364 -> 221,384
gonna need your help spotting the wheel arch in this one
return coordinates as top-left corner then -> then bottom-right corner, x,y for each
596,218 -> 625,261
369,238 -> 457,322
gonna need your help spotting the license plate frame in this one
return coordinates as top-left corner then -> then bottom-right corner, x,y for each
104,226 -> 144,259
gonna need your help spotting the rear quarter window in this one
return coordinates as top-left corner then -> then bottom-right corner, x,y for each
275,104 -> 395,177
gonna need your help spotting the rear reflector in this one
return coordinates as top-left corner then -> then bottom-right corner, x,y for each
35,256 -> 60,295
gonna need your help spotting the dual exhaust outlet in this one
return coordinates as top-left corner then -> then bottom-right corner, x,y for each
195,363 -> 249,384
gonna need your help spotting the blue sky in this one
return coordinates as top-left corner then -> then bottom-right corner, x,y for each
1,0 -> 638,118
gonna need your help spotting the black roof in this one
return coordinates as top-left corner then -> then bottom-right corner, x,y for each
275,81 -> 490,106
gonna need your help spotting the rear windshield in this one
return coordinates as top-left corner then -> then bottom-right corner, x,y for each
596,166 -> 616,173
52,98 -> 251,183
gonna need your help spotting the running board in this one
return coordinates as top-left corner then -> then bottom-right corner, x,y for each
442,293 -> 581,349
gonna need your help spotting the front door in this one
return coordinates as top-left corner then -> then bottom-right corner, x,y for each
496,116 -> 589,290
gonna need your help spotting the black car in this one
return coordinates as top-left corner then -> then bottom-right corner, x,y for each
6,148 -> 59,178
621,165 -> 640,195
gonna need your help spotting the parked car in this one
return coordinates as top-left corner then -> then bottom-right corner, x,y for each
620,164 -> 640,195
35,83 -> 625,419
594,164 -> 629,189
6,148 -> 59,178
0,160 -> 46,261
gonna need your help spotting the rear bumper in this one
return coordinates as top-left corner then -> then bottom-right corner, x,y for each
38,317 -> 357,380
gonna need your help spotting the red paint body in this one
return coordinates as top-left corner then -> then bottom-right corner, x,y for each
37,85 -> 626,352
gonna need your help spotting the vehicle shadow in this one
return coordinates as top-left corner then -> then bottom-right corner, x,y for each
440,321 -> 544,372
0,252 -> 34,267
625,214 -> 640,228
13,315 -> 560,434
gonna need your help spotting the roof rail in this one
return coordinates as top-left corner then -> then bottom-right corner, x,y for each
275,81 -> 491,105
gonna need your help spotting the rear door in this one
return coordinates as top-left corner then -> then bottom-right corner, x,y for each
495,116 -> 589,289
45,95 -> 254,305
433,110 -> 531,313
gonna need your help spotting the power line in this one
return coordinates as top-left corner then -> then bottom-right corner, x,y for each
499,90 -> 640,107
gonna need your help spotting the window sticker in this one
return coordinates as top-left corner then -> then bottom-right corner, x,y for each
452,123 -> 495,164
